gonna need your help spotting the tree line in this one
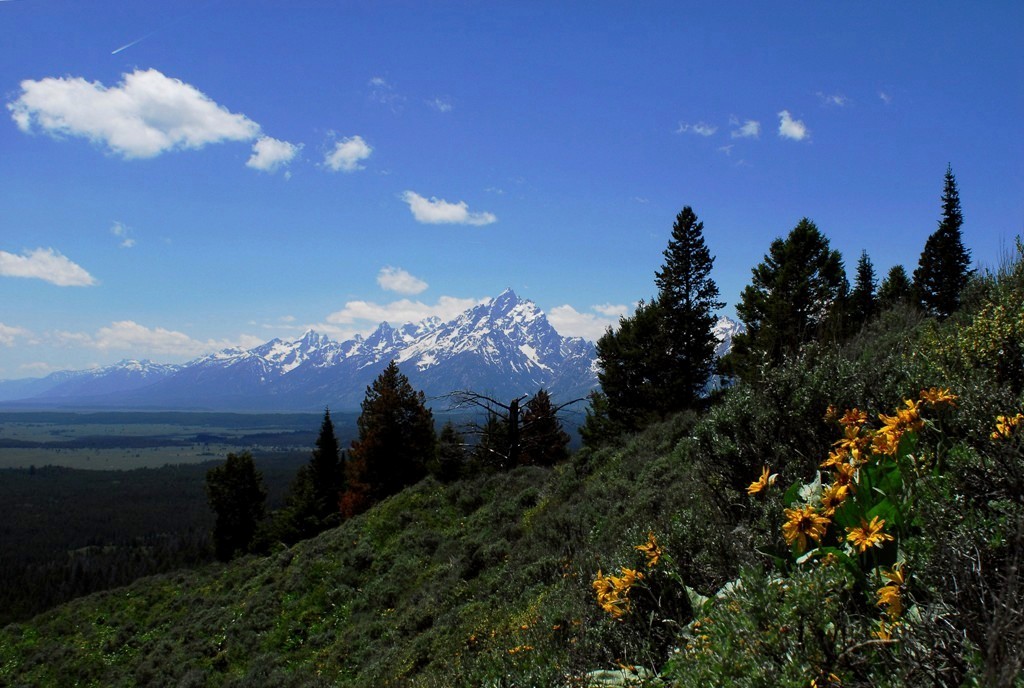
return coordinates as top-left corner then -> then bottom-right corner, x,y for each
584,164 -> 973,443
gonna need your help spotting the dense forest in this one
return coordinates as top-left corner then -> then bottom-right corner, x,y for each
2,168 -> 1022,686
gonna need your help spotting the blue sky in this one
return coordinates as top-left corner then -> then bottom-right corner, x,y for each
1,1 -> 1021,378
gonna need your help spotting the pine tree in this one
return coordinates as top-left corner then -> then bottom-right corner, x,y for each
878,265 -> 913,309
913,165 -> 973,318
519,389 -> 570,467
849,250 -> 878,325
473,409 -> 512,470
730,218 -> 846,379
309,408 -> 343,521
595,206 -> 723,430
579,389 -> 618,448
595,299 -> 671,431
276,408 -> 345,542
348,361 -> 436,503
205,451 -> 267,561
653,206 -> 725,409
431,421 -> 467,482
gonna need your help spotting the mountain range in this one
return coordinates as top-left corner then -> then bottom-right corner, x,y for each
0,290 -> 742,412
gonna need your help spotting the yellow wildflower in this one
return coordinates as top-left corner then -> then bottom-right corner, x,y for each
593,567 -> 643,618
991,413 -> 1024,441
747,465 -> 778,497
832,462 -> 857,488
876,584 -> 903,618
839,408 -> 868,429
878,399 -> 924,445
846,516 -> 894,553
635,532 -> 662,568
782,505 -> 830,552
810,673 -> 843,688
820,483 -> 849,516
871,429 -> 900,456
919,387 -> 957,407
833,425 -> 872,463
882,562 -> 907,587
824,404 -> 839,423
874,619 -> 901,641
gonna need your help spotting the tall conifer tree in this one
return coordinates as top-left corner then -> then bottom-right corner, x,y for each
594,206 -> 722,432
913,165 -> 973,318
348,361 -> 435,502
653,206 -> 725,409
309,408 -> 343,521
849,250 -> 878,325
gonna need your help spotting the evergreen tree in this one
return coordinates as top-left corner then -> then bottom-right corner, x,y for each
849,250 -> 878,325
913,165 -> 973,318
730,218 -> 846,379
653,206 -> 726,409
579,389 -> 618,448
519,389 -> 570,467
348,361 -> 436,503
473,409 -> 512,470
595,299 -> 671,431
878,264 -> 913,309
309,408 -> 343,521
595,206 -> 723,430
205,451 -> 267,561
431,421 -> 467,483
275,408 -> 344,543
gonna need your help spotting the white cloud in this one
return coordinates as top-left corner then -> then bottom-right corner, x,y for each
428,97 -> 453,113
777,110 -> 810,141
0,323 -> 30,346
8,68 -> 260,158
592,303 -> 629,317
0,247 -> 97,286
326,296 -> 483,330
816,92 -> 848,107
675,121 -> 718,136
718,144 -> 734,156
547,304 -> 631,341
401,191 -> 497,226
110,221 -> 135,248
879,91 -> 892,104
56,321 -> 262,357
247,136 -> 301,172
730,119 -> 761,139
368,76 -> 404,109
377,266 -> 428,295
324,135 -> 372,172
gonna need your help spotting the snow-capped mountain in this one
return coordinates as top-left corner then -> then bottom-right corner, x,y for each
0,360 -> 182,403
0,293 -> 745,412
713,315 -> 744,358
0,290 -> 597,411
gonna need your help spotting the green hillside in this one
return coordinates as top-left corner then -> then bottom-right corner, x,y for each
3,289 -> 1023,686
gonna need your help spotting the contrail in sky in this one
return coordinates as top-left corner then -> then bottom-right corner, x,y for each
111,33 -> 158,55
110,2 -> 215,55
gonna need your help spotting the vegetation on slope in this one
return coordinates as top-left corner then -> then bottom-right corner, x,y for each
2,182 -> 1021,686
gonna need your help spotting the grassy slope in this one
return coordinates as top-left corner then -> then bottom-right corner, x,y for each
1,414 -> 736,688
